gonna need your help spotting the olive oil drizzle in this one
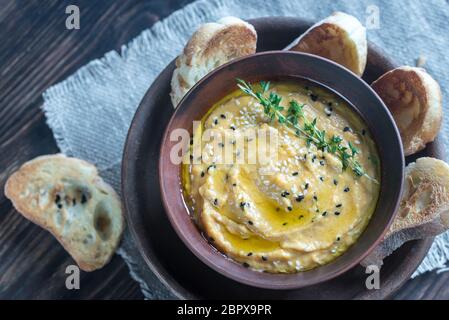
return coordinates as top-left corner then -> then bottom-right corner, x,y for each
236,79 -> 379,184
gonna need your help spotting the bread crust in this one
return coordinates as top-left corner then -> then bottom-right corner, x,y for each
170,16 -> 257,107
4,154 -> 124,271
287,12 -> 367,76
372,66 -> 442,156
362,157 -> 449,267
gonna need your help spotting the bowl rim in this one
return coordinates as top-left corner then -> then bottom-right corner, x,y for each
159,50 -> 404,289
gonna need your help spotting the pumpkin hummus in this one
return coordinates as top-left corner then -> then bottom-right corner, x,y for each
182,81 -> 380,273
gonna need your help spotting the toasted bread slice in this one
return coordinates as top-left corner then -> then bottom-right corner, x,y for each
372,66 -> 442,156
4,154 -> 124,271
170,16 -> 257,107
286,12 -> 367,76
362,157 -> 449,267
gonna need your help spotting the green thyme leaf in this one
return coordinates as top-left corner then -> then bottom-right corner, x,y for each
236,79 -> 378,183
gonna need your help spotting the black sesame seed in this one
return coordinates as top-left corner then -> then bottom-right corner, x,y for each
262,256 -> 268,261
213,118 -> 218,125
322,211 -> 327,216
247,252 -> 253,256
310,94 -> 318,101
292,172 -> 299,176
232,183 -> 237,187
81,193 -> 88,204
299,215 -> 304,219
337,237 -> 341,241
200,171 -> 205,177
243,262 -> 250,268
281,191 -> 290,197
213,198 -> 218,206
333,179 -> 338,186
304,183 -> 309,189
335,211 -> 341,216
283,222 -> 288,226
336,203 -> 342,208
319,176 -> 324,181
55,194 -> 61,204
344,187 -> 350,192
230,125 -> 236,130
320,160 -> 325,166
57,203 -> 63,209
296,195 -> 304,202
218,142 -> 224,148
220,114 -> 226,119
248,220 -> 253,225
313,195 -> 318,201
240,202 -> 246,210
287,206 -> 292,211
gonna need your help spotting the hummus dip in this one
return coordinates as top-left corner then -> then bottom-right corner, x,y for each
182,81 -> 380,273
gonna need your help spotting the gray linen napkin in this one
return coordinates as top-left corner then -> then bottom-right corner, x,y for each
42,0 -> 449,299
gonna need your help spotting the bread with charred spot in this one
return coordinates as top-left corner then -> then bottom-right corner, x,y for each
286,12 -> 367,76
170,16 -> 257,107
372,66 -> 442,156
362,157 -> 449,267
4,154 -> 124,271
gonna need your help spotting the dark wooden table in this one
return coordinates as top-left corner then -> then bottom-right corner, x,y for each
0,0 -> 448,300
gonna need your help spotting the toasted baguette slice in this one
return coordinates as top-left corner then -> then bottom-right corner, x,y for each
286,12 -> 367,76
372,66 -> 442,156
362,157 -> 449,267
4,154 -> 124,271
170,16 -> 257,107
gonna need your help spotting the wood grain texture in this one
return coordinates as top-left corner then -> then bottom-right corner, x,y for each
0,0 -> 192,300
0,0 -> 447,299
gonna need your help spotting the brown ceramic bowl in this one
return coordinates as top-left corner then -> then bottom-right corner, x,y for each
159,51 -> 404,290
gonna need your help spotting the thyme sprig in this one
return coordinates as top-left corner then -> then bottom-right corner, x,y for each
236,79 -> 378,183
